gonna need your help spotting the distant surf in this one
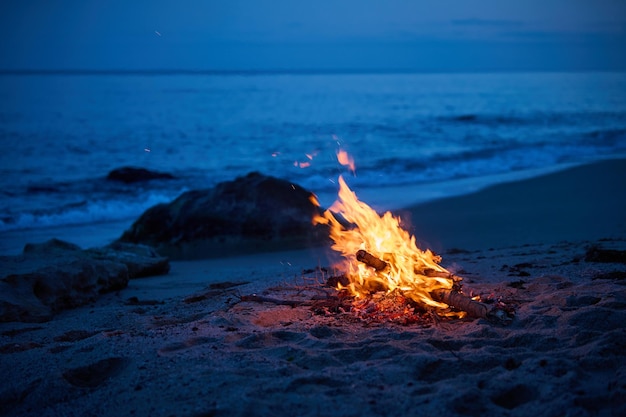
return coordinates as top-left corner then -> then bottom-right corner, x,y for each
1,71 -> 625,233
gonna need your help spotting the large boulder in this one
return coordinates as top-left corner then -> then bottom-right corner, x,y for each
118,172 -> 327,259
0,239 -> 170,323
106,166 -> 175,183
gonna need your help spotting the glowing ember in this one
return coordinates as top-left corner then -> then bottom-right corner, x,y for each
313,152 -> 465,318
294,150 -> 319,169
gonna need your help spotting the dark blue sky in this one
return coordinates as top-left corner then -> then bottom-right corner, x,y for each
1,0 -> 625,72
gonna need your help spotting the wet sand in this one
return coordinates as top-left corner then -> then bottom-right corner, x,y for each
401,158 -> 626,252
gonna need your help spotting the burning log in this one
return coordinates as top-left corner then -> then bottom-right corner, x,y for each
423,268 -> 463,284
356,249 -> 489,319
356,249 -> 389,271
430,289 -> 488,319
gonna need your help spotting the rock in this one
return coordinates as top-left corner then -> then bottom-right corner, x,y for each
23,238 -> 82,255
0,281 -> 52,323
584,246 -> 626,264
86,242 -> 170,278
118,172 -> 327,259
106,166 -> 175,183
0,239 -> 170,323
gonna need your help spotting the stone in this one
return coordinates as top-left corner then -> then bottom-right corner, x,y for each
0,239 -> 170,322
106,166 -> 174,183
86,242 -> 170,279
118,172 -> 327,259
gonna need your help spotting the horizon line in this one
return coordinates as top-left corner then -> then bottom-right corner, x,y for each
1,68 -> 624,76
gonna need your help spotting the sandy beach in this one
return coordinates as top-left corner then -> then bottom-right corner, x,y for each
1,159 -> 625,417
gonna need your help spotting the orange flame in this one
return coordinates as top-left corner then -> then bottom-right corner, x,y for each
314,152 -> 460,315
336,149 -> 356,174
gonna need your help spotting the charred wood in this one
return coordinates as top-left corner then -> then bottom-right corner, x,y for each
356,249 -> 389,271
423,268 -> 463,284
430,289 -> 488,319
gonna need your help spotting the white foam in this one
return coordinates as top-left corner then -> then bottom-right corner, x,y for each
0,191 -> 178,232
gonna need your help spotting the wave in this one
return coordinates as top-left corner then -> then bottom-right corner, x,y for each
441,113 -> 526,125
439,111 -> 626,128
2,125 -> 624,233
302,142 -> 626,193
581,128 -> 626,146
0,191 -> 179,232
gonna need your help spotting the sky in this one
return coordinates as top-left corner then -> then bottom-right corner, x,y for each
0,0 -> 625,72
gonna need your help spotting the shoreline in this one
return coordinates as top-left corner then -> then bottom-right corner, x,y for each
1,157 -> 625,257
401,158 -> 626,252
0,219 -> 135,256
321,159 -> 594,212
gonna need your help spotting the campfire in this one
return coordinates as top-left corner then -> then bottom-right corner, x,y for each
239,150 -> 512,325
309,151 -> 501,323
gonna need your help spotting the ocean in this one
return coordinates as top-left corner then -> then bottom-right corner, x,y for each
1,71 -> 625,253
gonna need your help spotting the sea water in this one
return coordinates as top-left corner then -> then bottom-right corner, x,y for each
1,71 -> 625,251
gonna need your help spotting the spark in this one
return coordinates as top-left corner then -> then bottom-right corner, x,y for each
155,31 -> 162,37
144,148 -> 151,153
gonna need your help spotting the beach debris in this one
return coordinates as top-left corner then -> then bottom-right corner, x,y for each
239,294 -> 311,308
184,281 -> 250,303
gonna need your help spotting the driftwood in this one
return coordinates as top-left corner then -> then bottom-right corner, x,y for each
239,294 -> 310,307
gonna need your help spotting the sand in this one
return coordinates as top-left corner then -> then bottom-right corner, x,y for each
1,159 -> 625,417
401,158 -> 626,252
